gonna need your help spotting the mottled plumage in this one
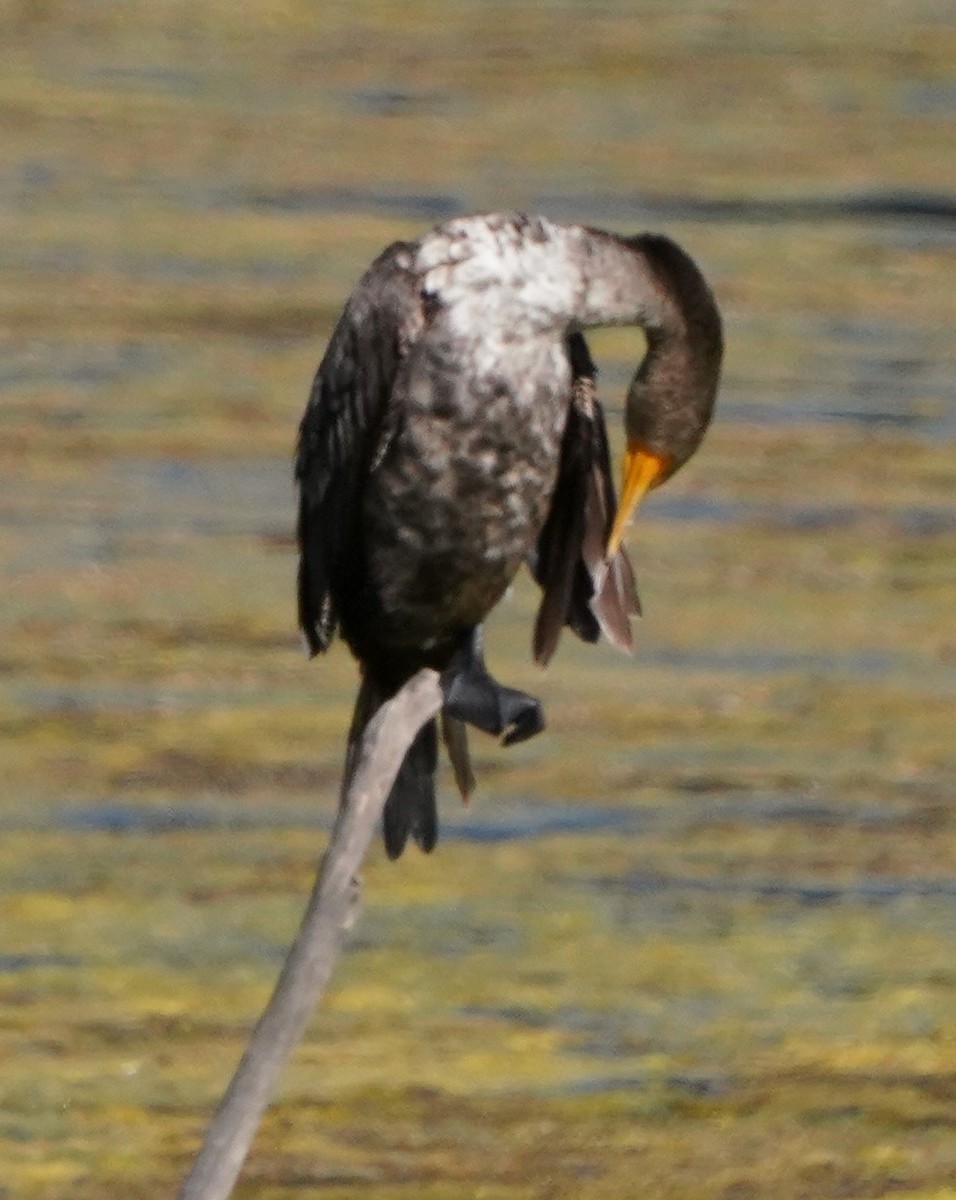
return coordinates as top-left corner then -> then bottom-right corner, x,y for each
296,213 -> 722,857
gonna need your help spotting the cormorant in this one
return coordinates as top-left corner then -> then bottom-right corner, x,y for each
296,213 -> 723,858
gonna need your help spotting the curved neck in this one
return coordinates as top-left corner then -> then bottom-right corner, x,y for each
575,230 -> 723,468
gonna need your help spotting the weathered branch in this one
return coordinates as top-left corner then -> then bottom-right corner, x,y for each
176,669 -> 443,1200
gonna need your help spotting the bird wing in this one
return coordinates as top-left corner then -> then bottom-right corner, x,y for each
295,242 -> 422,656
531,333 -> 641,667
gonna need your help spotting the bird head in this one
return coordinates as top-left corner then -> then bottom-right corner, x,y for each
605,235 -> 723,559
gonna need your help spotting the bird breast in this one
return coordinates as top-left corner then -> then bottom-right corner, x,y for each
362,320 -> 572,648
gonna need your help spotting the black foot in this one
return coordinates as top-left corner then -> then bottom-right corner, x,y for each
440,629 -> 545,747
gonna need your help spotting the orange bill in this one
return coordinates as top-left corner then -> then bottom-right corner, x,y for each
605,443 -> 670,559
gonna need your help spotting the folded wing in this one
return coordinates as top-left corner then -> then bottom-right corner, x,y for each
532,333 -> 641,667
295,243 -> 419,655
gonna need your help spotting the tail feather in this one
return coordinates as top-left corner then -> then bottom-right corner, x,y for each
346,634 -> 542,858
441,713 -> 475,802
382,718 -> 438,859
348,674 -> 439,859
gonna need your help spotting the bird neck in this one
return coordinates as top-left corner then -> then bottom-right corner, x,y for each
581,231 -> 723,469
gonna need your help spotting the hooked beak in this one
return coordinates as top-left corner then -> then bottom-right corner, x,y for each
605,443 -> 670,559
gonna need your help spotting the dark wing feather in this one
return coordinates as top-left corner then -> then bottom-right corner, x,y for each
532,333 -> 640,667
295,242 -> 420,655
579,397 -> 642,642
532,380 -> 597,665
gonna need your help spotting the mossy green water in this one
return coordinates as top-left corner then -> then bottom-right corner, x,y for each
1,1 -> 954,1196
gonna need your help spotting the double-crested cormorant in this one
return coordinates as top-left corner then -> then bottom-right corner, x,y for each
296,213 -> 723,858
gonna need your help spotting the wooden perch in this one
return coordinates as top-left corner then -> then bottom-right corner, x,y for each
176,668 -> 444,1200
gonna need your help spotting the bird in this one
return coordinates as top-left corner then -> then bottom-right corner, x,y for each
296,212 -> 723,858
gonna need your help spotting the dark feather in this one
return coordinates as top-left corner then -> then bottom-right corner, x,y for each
532,334 -> 640,666
441,713 -> 475,801
532,400 -> 593,664
578,381 -> 641,647
295,241 -> 419,656
382,718 -> 438,859
345,673 -> 439,859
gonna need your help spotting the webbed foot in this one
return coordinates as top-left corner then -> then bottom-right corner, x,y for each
440,629 -> 546,746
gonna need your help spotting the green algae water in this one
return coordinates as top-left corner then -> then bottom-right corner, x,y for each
1,2 -> 954,1196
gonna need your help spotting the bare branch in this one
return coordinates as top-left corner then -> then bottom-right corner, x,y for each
176,669 -> 443,1200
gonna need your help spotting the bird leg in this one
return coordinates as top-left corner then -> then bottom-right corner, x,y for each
440,628 -> 545,746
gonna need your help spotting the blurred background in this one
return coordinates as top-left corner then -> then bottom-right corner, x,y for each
1,1 -> 954,1197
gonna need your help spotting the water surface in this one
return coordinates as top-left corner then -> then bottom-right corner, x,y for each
1,3 -> 954,1197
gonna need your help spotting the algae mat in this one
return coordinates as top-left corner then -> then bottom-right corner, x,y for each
1,2 -> 954,1197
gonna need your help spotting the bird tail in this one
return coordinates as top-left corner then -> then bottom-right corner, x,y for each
441,713 -> 475,802
347,673 -> 448,859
